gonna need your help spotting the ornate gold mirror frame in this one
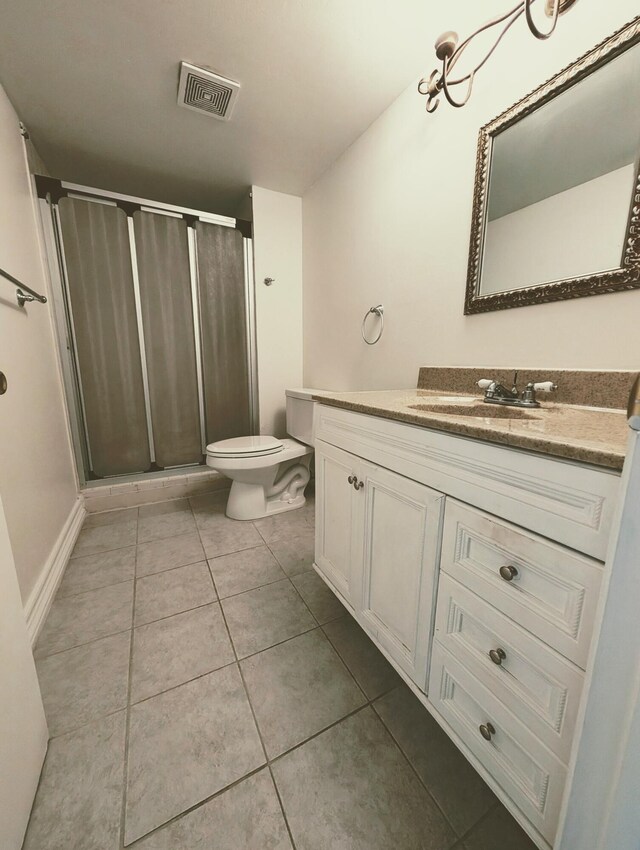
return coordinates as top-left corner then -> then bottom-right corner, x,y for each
464,16 -> 640,314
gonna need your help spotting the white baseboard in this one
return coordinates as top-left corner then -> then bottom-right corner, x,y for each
25,496 -> 86,647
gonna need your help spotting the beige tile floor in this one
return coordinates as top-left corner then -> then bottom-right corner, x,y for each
24,486 -> 538,850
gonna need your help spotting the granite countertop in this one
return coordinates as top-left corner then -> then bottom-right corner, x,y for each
312,389 -> 629,471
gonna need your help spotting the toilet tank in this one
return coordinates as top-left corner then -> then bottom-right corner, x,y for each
286,388 -> 326,446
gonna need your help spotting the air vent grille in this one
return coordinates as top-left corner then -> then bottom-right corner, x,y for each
177,62 -> 240,121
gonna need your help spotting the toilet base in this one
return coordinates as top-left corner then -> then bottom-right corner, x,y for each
226,480 -> 307,520
223,453 -> 312,520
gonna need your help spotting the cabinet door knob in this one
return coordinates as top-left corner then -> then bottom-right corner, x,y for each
489,647 -> 506,666
479,722 -> 496,741
354,479 -> 364,490
348,474 -> 355,484
499,565 -> 518,582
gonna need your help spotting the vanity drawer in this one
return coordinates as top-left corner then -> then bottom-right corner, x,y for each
440,500 -> 603,668
429,642 -> 566,846
434,574 -> 584,762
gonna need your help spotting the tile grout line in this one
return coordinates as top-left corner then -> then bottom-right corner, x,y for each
128,657 -> 238,709
128,617 -> 347,712
266,763 -> 298,850
201,539 -> 266,560
371,698 -> 469,846
206,540 -> 266,563
136,555 -> 209,580
235,636 -> 299,850
198,505 -> 369,729
210,571 -> 292,603
225,523 -> 302,850
134,597 -> 216,630
127,686 -> 401,849
71,530 -> 139,561
56,575 -> 136,601
449,801 -> 503,849
123,765 -> 269,848
69,540 -> 134,559
266,690 -> 397,768
45,704 -> 131,742
201,525 -> 237,667
46,574 -> 135,603
202,519 -> 301,848
238,541 -> 474,841
367,676 -> 501,843
256,525 -> 327,633
118,511 -> 140,850
120,503 -> 240,849
200,503 -> 324,660
34,622 -> 134,661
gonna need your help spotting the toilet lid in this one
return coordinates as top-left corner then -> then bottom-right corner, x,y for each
206,435 -> 284,458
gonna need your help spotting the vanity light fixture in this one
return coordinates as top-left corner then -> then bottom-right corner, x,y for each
418,0 -> 579,112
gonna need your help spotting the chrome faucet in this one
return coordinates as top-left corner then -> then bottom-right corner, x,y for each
477,371 -> 557,409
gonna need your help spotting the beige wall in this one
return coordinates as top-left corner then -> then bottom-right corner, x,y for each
302,2 -> 640,391
0,83 -> 78,603
0,489 -> 48,849
252,186 -> 303,436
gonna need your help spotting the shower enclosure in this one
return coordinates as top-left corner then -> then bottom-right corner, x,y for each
36,176 -> 257,485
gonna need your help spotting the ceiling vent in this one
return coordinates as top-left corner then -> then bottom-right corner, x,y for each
177,62 -> 240,121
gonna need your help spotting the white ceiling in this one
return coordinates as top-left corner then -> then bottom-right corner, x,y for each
0,0 -> 464,215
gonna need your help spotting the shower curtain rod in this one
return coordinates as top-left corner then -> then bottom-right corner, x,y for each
0,266 -> 47,307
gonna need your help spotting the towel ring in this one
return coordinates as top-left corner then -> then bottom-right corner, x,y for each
361,304 -> 384,345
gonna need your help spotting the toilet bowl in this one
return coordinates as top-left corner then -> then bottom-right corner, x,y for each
206,388 -> 323,520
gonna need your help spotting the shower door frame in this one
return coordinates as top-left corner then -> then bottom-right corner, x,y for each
36,176 -> 258,487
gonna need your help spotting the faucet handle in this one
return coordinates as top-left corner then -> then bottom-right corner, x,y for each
532,381 -> 557,393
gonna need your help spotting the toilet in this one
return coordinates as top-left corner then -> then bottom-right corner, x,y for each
205,388 -> 322,520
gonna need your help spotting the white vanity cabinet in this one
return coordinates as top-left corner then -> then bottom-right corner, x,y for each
315,438 -> 444,688
314,441 -> 361,604
313,402 -> 620,850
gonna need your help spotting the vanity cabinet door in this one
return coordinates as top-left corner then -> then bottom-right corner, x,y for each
314,439 -> 362,608
355,461 -> 444,691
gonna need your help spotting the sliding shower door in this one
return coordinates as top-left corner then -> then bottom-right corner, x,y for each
133,211 -> 202,468
196,221 -> 251,443
46,181 -> 256,482
58,197 -> 151,477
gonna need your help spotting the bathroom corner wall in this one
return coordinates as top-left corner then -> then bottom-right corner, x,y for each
0,82 -> 78,604
302,1 -> 640,391
251,186 -> 304,436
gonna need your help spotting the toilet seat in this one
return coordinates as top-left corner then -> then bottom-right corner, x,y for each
206,435 -> 284,459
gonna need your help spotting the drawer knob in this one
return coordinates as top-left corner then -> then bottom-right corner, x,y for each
489,648 -> 506,666
354,478 -> 364,491
348,474 -> 355,484
479,722 -> 496,741
499,565 -> 518,582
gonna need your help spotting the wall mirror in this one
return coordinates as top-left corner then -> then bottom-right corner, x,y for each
465,17 -> 640,314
